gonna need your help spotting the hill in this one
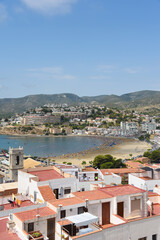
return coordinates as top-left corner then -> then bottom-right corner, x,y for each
0,90 -> 160,117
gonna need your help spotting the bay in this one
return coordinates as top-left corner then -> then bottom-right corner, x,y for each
0,135 -> 103,157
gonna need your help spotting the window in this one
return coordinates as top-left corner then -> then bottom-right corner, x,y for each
16,156 -> 19,165
64,188 -> 71,194
81,188 -> 85,191
152,235 -> 157,240
78,207 -> 84,214
138,238 -> 147,240
28,222 -> 34,232
60,210 -> 66,219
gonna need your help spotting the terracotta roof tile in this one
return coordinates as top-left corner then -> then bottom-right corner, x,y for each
14,207 -> 56,222
38,185 -> 56,201
99,185 -> 146,197
73,189 -> 112,201
49,197 -> 85,208
29,169 -> 64,181
0,218 -> 20,240
101,168 -> 144,175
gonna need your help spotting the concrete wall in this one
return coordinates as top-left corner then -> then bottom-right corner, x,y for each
102,215 -> 160,240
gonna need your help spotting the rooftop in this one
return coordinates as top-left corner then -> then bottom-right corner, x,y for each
0,200 -> 33,210
28,169 -> 64,181
101,168 -> 144,175
0,182 -> 18,192
24,158 -> 41,169
99,185 -> 146,197
49,196 -> 85,208
0,218 -> 20,240
14,207 -> 56,222
82,167 -> 98,172
38,185 -> 56,201
73,189 -> 112,201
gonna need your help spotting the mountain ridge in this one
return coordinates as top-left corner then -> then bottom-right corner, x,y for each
0,90 -> 160,117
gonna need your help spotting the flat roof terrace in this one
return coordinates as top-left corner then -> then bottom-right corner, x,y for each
29,169 -> 64,181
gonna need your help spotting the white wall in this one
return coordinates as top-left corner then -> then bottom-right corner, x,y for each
129,174 -> 160,191
102,215 -> 160,240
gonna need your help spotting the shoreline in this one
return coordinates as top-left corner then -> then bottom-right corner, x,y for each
49,137 -> 152,166
0,133 -> 152,166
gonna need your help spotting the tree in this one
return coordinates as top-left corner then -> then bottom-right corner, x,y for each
100,162 -> 114,169
82,161 -> 86,165
93,154 -> 114,168
114,159 -> 126,168
143,151 -> 151,158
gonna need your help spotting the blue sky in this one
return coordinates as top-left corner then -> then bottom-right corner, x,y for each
0,0 -> 160,98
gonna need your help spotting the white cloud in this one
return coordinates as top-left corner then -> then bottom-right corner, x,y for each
89,75 -> 110,80
27,66 -> 76,80
21,0 -> 78,15
28,66 -> 63,74
124,68 -> 140,74
0,3 -> 7,22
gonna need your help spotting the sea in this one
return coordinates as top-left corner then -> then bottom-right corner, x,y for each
0,135 -> 103,157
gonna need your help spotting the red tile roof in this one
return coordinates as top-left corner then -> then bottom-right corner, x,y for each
148,191 -> 159,197
73,189 -> 112,201
0,200 -> 33,210
14,207 -> 56,222
99,185 -> 146,197
152,203 -> 160,215
82,167 -> 98,172
49,197 -> 85,208
0,218 -> 20,240
29,169 -> 64,181
101,168 -> 144,175
38,186 -> 56,202
125,161 -> 143,168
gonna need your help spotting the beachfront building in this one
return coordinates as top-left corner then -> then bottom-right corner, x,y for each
21,115 -> 61,125
120,121 -> 139,136
141,119 -> 156,134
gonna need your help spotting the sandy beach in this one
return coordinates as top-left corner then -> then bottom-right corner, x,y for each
50,137 -> 152,166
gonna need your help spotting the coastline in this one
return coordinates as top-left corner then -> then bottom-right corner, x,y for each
0,133 -> 152,166
50,137 -> 152,166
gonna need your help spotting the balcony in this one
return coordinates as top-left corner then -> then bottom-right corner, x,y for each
60,213 -> 102,239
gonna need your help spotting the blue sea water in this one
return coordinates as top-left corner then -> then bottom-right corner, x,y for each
0,135 -> 103,157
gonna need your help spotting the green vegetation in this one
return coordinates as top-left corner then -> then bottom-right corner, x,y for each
93,154 -> 126,169
138,133 -> 150,142
81,161 -> 86,165
32,232 -> 42,238
143,149 -> 160,163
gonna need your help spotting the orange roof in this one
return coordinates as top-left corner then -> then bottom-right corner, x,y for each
82,167 -> 98,172
73,189 -> 112,201
38,186 -> 56,202
101,168 -> 144,175
125,161 -> 143,169
14,207 -> 56,222
153,203 -> 160,215
148,191 -> 159,197
0,218 -> 20,240
29,169 -> 64,181
0,200 -> 33,210
99,185 -> 146,197
49,197 -> 85,208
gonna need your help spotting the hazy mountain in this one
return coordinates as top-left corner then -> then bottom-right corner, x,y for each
0,90 -> 160,117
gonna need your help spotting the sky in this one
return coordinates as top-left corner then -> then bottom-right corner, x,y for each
0,0 -> 160,98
